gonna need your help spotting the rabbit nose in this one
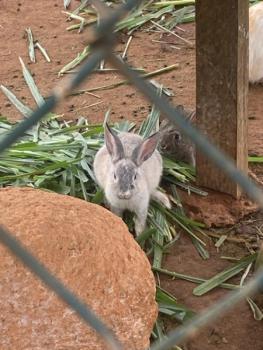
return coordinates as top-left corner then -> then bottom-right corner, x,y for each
118,191 -> 131,199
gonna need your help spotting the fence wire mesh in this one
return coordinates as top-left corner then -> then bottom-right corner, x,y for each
0,0 -> 263,349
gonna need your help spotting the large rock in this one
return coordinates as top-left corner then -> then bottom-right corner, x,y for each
0,187 -> 157,349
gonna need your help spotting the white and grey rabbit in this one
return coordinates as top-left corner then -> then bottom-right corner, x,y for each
159,105 -> 196,167
93,124 -> 171,236
249,2 -> 263,83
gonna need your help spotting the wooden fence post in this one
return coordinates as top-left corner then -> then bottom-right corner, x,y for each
196,0 -> 249,198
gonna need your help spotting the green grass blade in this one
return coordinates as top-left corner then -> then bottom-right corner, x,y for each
193,253 -> 257,296
91,188 -> 104,204
59,46 -> 90,76
136,227 -> 156,244
152,319 -> 167,343
26,28 -> 35,63
248,156 -> 263,163
19,57 -> 45,107
0,85 -> 33,118
156,286 -> 195,322
153,267 -> 239,290
154,0 -> 195,6
34,42 -> 51,63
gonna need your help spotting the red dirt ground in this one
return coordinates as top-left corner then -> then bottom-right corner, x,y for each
1,1 -> 263,349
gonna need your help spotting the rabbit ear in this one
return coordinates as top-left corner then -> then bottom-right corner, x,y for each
104,123 -> 124,162
132,132 -> 159,166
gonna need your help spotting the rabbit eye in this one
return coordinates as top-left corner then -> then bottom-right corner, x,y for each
133,174 -> 137,181
174,132 -> 181,141
114,173 -> 117,180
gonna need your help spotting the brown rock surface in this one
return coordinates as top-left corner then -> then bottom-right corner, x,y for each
0,187 -> 157,350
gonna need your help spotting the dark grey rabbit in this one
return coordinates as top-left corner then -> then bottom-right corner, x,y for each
93,124 -> 171,236
159,105 -> 196,167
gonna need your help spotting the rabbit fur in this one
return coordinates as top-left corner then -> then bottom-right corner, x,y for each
159,105 -> 196,167
249,2 -> 263,83
93,124 -> 171,236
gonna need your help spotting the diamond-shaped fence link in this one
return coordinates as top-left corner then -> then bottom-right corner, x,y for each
0,1 -> 263,349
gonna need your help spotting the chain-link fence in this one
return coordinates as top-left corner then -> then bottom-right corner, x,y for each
0,1 -> 263,349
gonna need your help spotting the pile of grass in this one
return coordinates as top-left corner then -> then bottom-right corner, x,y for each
60,0 -> 260,75
60,0 -> 195,74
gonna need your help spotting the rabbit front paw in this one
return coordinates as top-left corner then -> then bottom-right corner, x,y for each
134,220 -> 146,237
134,210 -> 147,237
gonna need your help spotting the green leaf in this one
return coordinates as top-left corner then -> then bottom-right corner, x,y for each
26,28 -> 35,63
0,85 -> 33,118
193,253 -> 257,296
248,156 -> 263,163
191,236 -> 210,260
153,267 -> 239,291
136,227 -> 156,244
152,319 -> 167,342
19,57 -> 45,107
91,188 -> 104,204
156,287 -> 195,322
